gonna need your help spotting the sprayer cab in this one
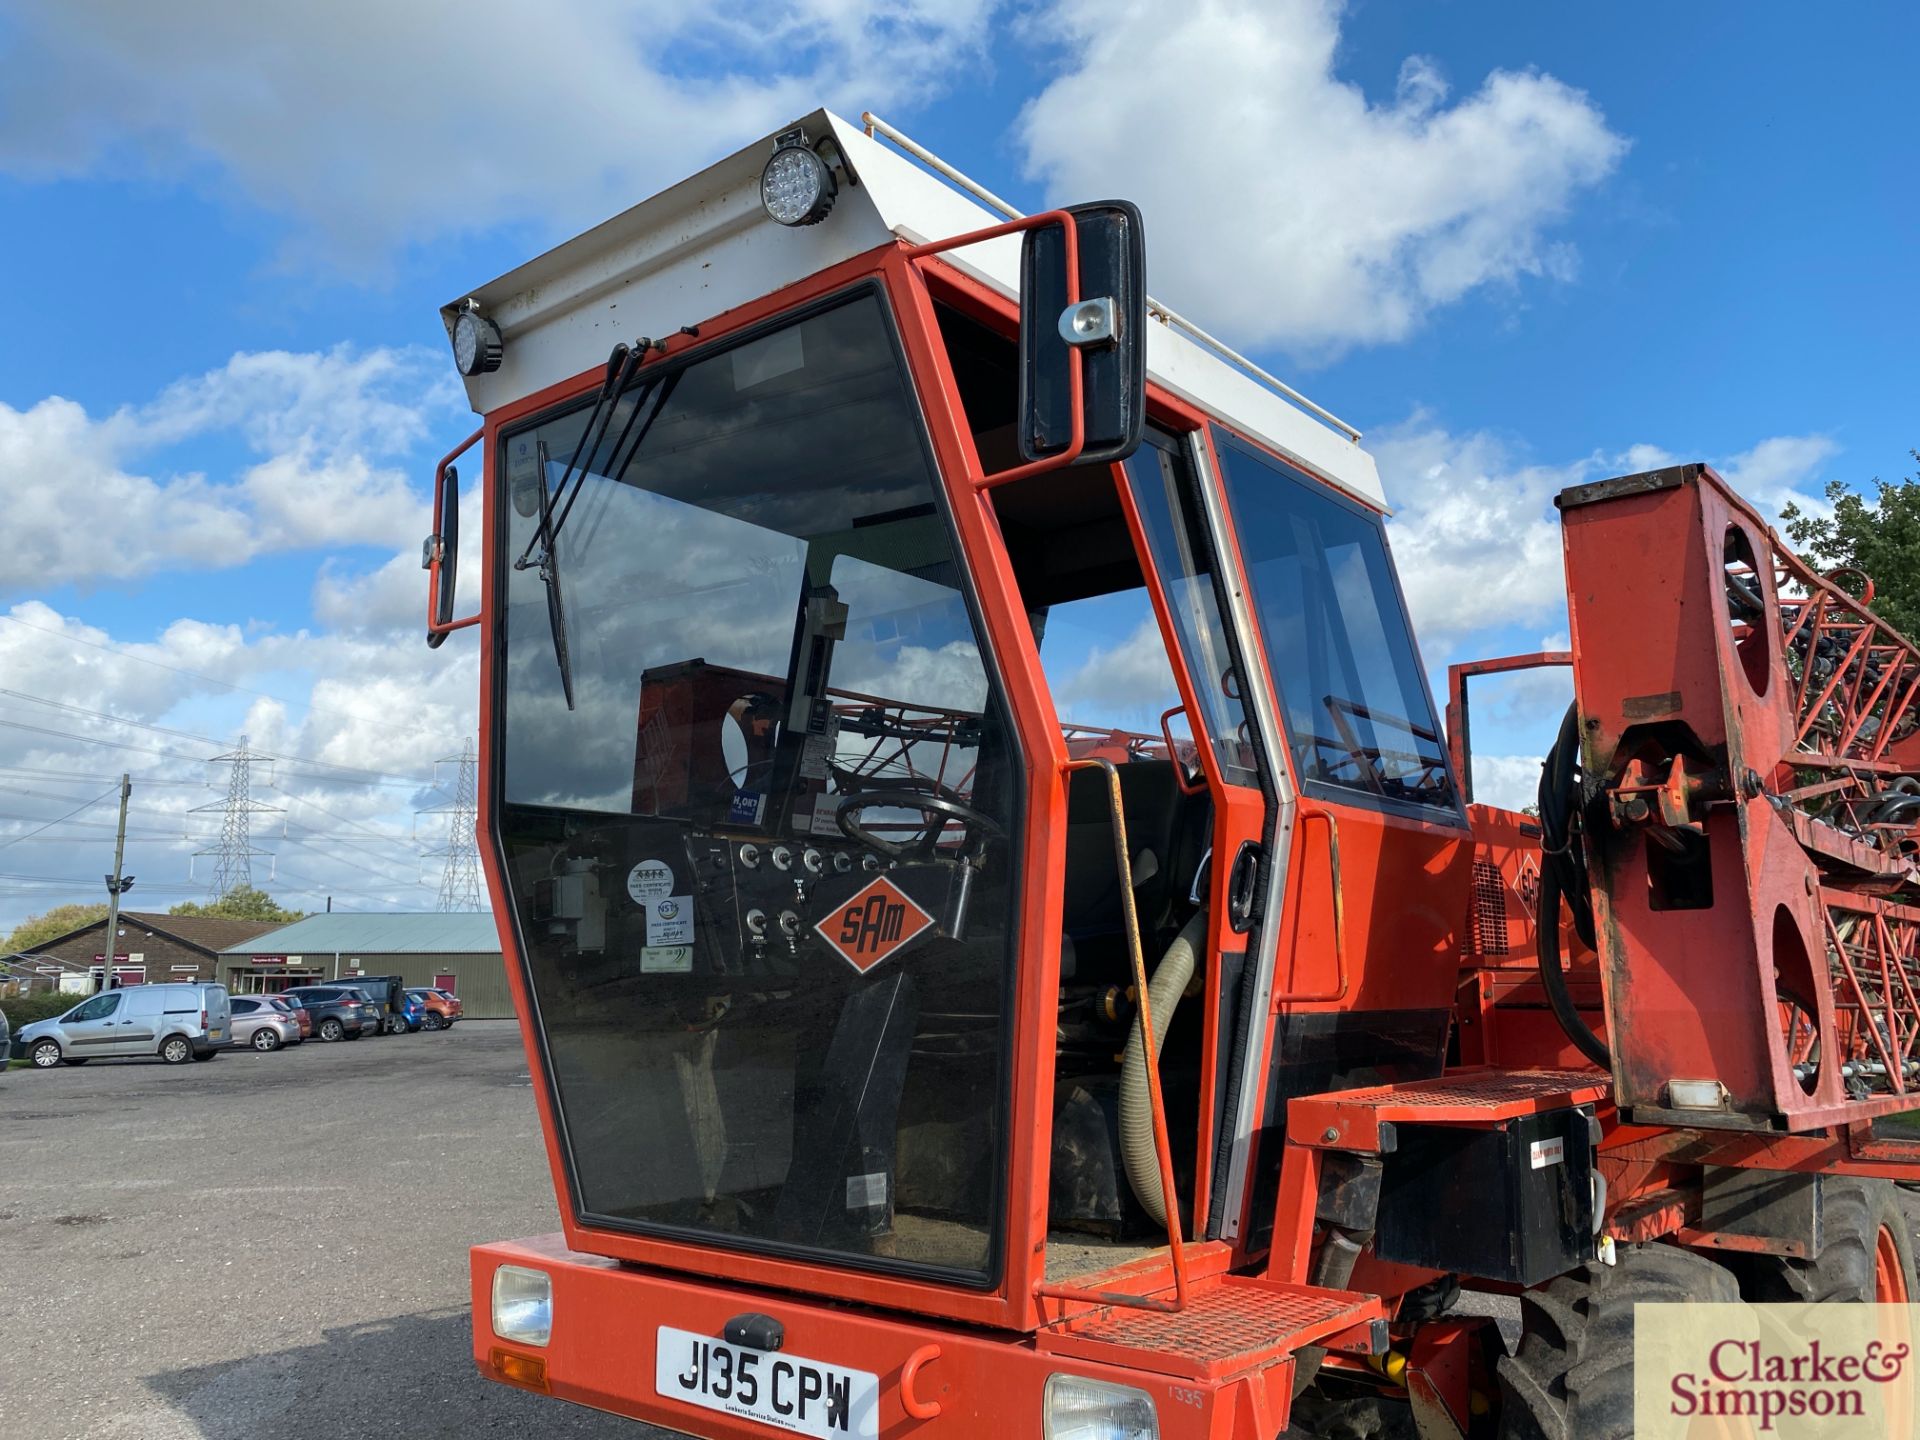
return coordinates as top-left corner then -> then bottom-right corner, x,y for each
425,110 -> 1672,1439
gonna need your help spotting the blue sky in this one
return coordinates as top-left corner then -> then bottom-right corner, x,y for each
0,1 -> 1914,929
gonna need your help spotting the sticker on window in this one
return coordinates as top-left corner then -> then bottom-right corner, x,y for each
627,858 -> 675,906
815,876 -> 934,974
647,895 -> 694,947
728,791 -> 766,826
641,946 -> 693,974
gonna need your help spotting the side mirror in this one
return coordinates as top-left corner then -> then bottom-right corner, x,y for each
425,464 -> 460,650
1018,201 -> 1146,467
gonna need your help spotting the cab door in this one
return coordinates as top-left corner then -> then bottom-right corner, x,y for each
1118,427 -> 1277,1238
1197,426 -> 1472,1251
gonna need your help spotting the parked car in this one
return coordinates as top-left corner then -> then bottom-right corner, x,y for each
270,993 -> 313,1040
16,983 -> 231,1067
0,1002 -> 9,1077
383,988 -> 430,1033
229,996 -> 302,1051
279,985 -> 376,1042
407,987 -> 463,1030
343,974 -> 409,1034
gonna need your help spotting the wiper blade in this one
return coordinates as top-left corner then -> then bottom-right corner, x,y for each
530,441 -> 577,711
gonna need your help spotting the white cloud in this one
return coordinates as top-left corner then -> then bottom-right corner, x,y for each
0,346 -> 456,592
1719,434 -> 1840,525
1376,419 -> 1843,659
1016,0 -> 1627,354
1470,754 -> 1546,812
1374,417 -> 1585,647
0,0 -> 997,265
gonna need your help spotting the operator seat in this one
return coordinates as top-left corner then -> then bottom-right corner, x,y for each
1058,760 -> 1208,981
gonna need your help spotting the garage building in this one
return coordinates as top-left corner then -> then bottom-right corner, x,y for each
217,913 -> 513,1018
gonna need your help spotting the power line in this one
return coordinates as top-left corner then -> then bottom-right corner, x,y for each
0,687 -> 436,788
0,786 -> 121,851
0,609 -> 450,740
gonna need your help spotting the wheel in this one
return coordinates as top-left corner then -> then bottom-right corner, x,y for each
1498,1242 -> 1738,1440
29,1039 -> 62,1068
159,1035 -> 193,1065
1735,1176 -> 1915,1304
319,1017 -> 345,1042
387,1014 -> 409,1035
252,1028 -> 282,1052
421,1013 -> 444,1032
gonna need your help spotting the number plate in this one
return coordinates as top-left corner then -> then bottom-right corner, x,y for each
655,1325 -> 879,1438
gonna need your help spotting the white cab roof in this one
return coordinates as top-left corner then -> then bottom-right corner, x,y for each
444,109 -> 1384,508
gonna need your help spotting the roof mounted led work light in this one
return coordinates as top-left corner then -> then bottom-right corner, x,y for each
452,300 -> 504,376
760,128 -> 837,227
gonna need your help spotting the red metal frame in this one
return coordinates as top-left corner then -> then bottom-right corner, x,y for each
1559,463 -> 1920,1129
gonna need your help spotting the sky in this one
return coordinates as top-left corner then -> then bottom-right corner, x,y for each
0,0 -> 1914,932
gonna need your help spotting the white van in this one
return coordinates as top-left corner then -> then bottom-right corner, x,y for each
17,983 -> 231,1068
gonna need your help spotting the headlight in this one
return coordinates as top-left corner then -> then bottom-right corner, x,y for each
760,132 -> 836,227
1044,1374 -> 1159,1440
491,1265 -> 552,1347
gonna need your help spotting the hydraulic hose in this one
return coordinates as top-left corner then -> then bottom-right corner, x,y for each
1119,909 -> 1209,1227
1537,703 -> 1611,1070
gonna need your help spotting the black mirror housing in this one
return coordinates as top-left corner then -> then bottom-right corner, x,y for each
427,464 -> 460,649
1017,201 -> 1147,467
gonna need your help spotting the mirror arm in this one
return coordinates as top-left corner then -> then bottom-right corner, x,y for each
425,425 -> 485,648
902,210 -> 1087,490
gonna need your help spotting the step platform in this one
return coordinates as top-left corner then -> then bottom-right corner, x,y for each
1039,1273 -> 1384,1382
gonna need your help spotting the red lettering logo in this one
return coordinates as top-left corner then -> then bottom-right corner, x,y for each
816,875 -> 934,973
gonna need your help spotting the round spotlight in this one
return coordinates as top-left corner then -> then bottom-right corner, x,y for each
761,144 -> 837,227
452,310 -> 504,376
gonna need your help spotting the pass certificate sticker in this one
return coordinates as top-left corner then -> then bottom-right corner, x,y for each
627,858 -> 675,906
647,896 -> 694,947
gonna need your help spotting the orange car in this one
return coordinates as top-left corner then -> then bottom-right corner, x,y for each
407,987 -> 462,1030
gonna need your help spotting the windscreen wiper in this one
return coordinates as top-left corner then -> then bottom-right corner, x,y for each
529,441 -> 577,710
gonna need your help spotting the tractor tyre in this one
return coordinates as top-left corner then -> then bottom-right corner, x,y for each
1497,1242 -> 1738,1440
1734,1176 -> 1914,1304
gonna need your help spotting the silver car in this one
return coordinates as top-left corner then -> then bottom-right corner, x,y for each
229,995 -> 301,1052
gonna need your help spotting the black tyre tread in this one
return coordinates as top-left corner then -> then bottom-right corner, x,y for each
1740,1176 -> 1914,1304
1498,1243 -> 1738,1440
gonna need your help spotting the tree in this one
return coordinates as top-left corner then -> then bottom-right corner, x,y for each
1781,452 -> 1920,639
168,886 -> 304,923
2,902 -> 109,954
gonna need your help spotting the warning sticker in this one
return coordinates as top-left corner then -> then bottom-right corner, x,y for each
814,876 -> 934,974
640,945 -> 693,974
626,859 -> 675,906
646,895 -> 694,947
1529,1136 -> 1566,1170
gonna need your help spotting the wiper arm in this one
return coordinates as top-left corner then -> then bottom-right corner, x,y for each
513,340 -> 681,713
516,343 -> 638,573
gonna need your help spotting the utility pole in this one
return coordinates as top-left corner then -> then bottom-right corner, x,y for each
99,774 -> 134,993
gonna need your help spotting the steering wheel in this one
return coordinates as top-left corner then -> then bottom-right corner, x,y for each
835,783 -> 1004,861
